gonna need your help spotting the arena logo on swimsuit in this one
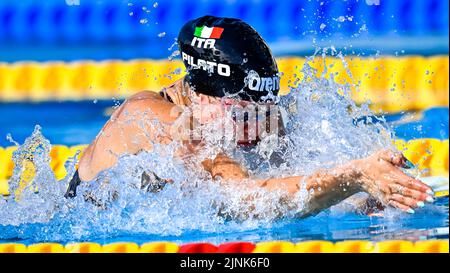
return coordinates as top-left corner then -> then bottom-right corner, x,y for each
182,52 -> 231,77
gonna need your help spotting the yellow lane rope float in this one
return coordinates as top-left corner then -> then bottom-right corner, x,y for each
0,56 -> 448,113
0,139 -> 448,196
0,240 -> 448,253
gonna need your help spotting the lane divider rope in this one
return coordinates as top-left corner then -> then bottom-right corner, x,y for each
0,240 -> 447,253
0,56 -> 448,113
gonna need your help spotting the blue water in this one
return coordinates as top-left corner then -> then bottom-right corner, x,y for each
0,102 -> 448,244
0,197 -> 447,245
1,0 -> 449,246
1,0 -> 449,62
105,197 -> 450,245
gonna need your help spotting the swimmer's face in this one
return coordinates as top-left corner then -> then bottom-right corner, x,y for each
190,92 -> 226,124
191,92 -> 277,144
191,92 -> 257,124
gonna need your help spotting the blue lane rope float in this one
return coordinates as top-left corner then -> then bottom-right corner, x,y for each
1,0 -> 447,43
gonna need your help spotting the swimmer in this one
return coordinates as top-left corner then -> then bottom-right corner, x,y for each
66,16 -> 434,217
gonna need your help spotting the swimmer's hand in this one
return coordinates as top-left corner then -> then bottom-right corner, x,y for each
141,171 -> 174,193
354,149 -> 434,213
202,154 -> 249,181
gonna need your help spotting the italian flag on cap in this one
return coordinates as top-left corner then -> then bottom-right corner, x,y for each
194,26 -> 224,39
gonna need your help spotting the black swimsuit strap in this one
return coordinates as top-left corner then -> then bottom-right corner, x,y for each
64,170 -> 81,198
159,90 -> 174,103
160,78 -> 192,105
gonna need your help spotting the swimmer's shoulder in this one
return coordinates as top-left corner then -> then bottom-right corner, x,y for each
120,90 -> 181,123
123,90 -> 168,109
127,90 -> 165,103
129,76 -> 185,103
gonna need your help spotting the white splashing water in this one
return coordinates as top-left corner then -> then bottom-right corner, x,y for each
0,55 -> 397,242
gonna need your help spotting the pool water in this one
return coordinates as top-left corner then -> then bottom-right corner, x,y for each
0,0 -> 448,249
1,102 -> 448,147
0,101 -> 448,245
1,197 -> 448,245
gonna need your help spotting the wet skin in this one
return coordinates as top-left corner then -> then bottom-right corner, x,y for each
77,79 -> 434,217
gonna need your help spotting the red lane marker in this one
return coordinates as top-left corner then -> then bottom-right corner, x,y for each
178,243 -> 219,253
217,242 -> 255,253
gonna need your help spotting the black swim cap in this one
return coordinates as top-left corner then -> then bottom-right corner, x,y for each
178,15 -> 280,103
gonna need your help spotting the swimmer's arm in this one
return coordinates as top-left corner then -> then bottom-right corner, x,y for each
251,163 -> 360,217
202,154 -> 250,180
78,91 -> 179,181
215,150 -> 433,216
205,154 -> 357,216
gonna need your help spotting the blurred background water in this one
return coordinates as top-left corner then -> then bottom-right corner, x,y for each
0,0 -> 448,62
